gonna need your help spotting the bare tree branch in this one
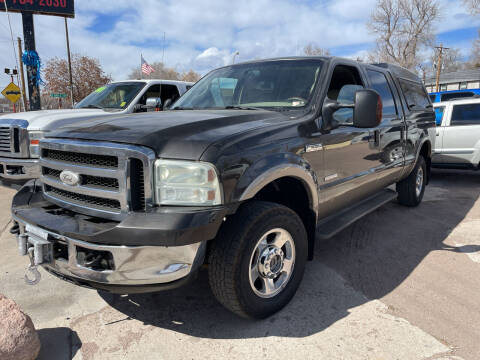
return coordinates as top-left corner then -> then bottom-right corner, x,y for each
368,0 -> 439,71
463,0 -> 480,14
303,43 -> 331,56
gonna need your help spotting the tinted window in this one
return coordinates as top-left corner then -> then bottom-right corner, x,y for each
451,103 -> 480,126
161,84 -> 180,103
399,79 -> 431,110
367,70 -> 397,116
434,106 -> 445,126
429,94 -> 436,102
441,92 -> 474,101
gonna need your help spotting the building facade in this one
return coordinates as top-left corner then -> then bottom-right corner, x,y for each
425,69 -> 480,93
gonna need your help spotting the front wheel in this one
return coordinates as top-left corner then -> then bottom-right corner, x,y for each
396,156 -> 426,207
208,201 -> 308,319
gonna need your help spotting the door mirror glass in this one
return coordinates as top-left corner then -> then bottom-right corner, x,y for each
352,89 -> 382,128
145,97 -> 162,110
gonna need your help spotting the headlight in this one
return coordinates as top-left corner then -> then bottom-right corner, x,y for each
28,131 -> 44,158
154,159 -> 222,206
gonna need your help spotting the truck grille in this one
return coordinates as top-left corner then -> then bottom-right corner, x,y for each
0,120 -> 29,157
39,139 -> 155,221
0,127 -> 12,152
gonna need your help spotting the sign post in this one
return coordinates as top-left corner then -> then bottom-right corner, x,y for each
0,1 -> 75,111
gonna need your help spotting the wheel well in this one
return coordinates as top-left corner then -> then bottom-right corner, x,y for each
253,177 -> 316,260
419,141 -> 432,183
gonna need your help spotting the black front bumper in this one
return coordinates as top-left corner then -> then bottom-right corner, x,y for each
12,180 -> 235,247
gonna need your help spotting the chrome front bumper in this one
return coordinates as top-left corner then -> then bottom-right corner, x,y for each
0,157 -> 40,180
15,220 -> 206,286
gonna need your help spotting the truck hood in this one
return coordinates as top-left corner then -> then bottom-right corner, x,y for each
0,109 -> 116,131
49,110 -> 290,159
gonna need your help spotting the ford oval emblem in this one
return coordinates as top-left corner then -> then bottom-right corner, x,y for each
59,170 -> 80,186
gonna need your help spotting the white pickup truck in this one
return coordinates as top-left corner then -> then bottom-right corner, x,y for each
433,98 -> 480,169
0,79 -> 193,187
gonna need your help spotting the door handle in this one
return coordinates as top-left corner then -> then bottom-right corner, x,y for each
369,130 -> 380,146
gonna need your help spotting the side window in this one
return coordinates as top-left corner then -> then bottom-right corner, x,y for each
327,65 -> 364,124
366,70 -> 397,117
138,85 -> 161,106
434,106 -> 445,126
451,103 -> 480,126
441,92 -> 474,101
399,79 -> 431,110
429,94 -> 436,102
161,85 -> 181,104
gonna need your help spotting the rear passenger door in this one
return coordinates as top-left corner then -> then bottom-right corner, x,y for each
440,102 -> 480,166
365,68 -> 405,187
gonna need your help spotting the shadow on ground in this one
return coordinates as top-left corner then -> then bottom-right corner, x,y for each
37,327 -> 81,360
99,169 -> 479,339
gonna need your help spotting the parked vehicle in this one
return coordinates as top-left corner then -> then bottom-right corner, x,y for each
429,89 -> 480,103
11,57 -> 435,319
432,98 -> 480,169
0,79 -> 193,187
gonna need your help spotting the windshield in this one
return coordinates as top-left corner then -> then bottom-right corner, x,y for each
173,59 -> 323,111
75,82 -> 146,111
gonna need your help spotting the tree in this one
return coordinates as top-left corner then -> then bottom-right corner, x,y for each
303,43 -> 331,56
463,0 -> 480,14
469,31 -> 480,68
181,70 -> 201,82
368,0 -> 440,70
43,54 -> 112,104
128,62 -> 201,82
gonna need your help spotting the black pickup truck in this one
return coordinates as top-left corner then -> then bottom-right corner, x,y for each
11,57 -> 435,319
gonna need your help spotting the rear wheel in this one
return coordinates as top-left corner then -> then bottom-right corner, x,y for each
208,201 -> 308,319
397,156 -> 426,207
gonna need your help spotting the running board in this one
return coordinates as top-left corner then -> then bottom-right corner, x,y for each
316,189 -> 397,240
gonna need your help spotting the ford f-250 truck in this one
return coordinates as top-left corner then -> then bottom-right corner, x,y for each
11,57 -> 435,319
0,79 -> 192,188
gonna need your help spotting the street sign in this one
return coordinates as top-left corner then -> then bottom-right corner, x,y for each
50,93 -> 67,98
0,0 -> 75,18
1,82 -> 21,104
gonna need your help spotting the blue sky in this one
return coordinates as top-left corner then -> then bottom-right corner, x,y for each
0,0 -> 479,87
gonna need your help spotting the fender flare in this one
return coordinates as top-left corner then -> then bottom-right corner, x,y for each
237,161 -> 319,219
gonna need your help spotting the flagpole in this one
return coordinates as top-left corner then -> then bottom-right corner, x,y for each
140,53 -> 142,79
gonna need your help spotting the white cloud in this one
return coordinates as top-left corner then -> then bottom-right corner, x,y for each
0,0 -> 478,89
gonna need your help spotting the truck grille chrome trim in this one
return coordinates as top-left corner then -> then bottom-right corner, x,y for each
0,119 -> 29,158
39,139 -> 155,221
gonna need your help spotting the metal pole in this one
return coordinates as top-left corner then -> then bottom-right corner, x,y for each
17,37 -> 27,112
21,13 -> 41,111
64,18 -> 74,107
140,54 -> 142,79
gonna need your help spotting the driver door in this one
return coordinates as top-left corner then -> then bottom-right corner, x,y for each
318,63 -> 383,216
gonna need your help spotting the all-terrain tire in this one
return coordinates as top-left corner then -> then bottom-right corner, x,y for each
208,201 -> 308,319
396,156 -> 427,207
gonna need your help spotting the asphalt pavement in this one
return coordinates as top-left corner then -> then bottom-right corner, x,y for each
0,168 -> 479,360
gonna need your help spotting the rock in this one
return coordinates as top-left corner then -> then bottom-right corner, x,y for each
0,294 -> 41,360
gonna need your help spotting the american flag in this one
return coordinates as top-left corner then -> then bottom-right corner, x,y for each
141,56 -> 155,75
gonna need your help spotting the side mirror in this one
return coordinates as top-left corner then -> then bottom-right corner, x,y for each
352,89 -> 382,128
145,97 -> 162,111
163,98 -> 172,110
321,89 -> 382,131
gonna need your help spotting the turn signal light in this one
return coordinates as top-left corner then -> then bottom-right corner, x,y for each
30,140 -> 40,145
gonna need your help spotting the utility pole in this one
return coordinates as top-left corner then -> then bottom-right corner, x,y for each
22,13 -> 41,111
17,37 -> 27,112
435,44 -> 450,92
64,18 -> 74,107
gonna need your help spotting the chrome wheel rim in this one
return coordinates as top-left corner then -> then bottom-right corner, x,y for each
248,228 -> 295,298
416,166 -> 424,198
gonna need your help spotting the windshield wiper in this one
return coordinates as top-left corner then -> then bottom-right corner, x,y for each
224,105 -> 262,110
80,104 -> 104,109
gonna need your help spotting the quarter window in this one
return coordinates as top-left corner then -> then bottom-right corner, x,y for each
451,103 -> 480,126
367,70 -> 397,117
399,79 -> 431,110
